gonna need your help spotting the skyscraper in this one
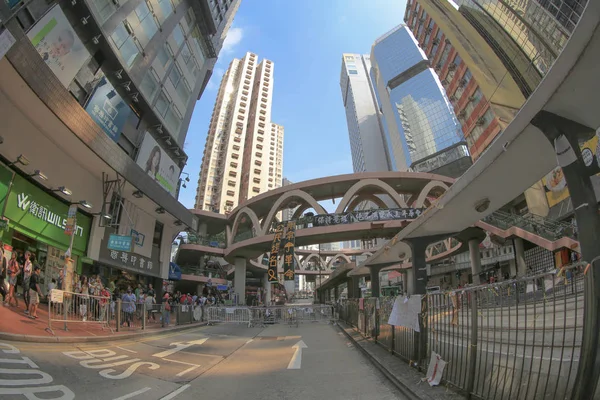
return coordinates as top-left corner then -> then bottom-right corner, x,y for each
340,54 -> 391,172
370,25 -> 472,178
195,53 -> 284,214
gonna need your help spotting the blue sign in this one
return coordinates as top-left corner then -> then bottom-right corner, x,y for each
169,262 -> 182,280
85,77 -> 131,143
107,234 -> 133,252
216,285 -> 228,291
130,229 -> 145,247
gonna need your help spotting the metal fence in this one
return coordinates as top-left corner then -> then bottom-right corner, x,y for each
204,305 -> 336,327
338,264 -> 587,399
46,291 -> 206,334
47,290 -> 112,334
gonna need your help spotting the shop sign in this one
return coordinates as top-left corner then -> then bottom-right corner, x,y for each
99,234 -> 161,278
50,289 -> 64,303
4,175 -> 91,253
107,234 -> 132,252
130,229 -> 145,246
85,77 -> 131,143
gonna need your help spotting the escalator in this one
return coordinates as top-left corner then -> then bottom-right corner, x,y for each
478,210 -> 580,252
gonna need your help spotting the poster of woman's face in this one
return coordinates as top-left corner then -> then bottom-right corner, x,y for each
136,133 -> 181,196
27,5 -> 90,89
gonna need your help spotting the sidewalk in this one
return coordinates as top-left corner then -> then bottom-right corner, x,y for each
0,301 -> 206,343
337,321 -> 464,400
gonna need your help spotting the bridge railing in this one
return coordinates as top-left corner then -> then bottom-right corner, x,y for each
483,210 -> 577,242
338,262 -> 587,399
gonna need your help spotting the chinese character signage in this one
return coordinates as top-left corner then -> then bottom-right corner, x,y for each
99,232 -> 161,278
3,175 -> 91,254
267,223 -> 284,284
282,221 -> 296,282
107,234 -> 133,252
311,208 -> 425,227
27,5 -> 91,88
85,77 -> 131,143
136,132 -> 181,197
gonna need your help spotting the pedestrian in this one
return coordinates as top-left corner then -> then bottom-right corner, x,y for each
121,287 -> 136,328
145,292 -> 156,322
5,252 -> 20,307
77,275 -> 90,321
28,266 -> 42,319
22,252 -> 33,314
162,292 -> 172,327
99,285 -> 110,321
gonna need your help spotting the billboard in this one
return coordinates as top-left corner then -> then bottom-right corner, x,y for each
27,5 -> 91,88
542,134 -> 600,208
85,77 -> 131,142
136,132 -> 180,196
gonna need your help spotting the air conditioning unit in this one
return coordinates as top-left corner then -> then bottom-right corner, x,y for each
458,110 -> 467,119
459,78 -> 467,87
476,117 -> 486,126
448,63 -> 457,71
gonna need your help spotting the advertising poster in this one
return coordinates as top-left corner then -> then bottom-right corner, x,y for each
542,134 -> 600,208
85,77 -> 131,142
27,5 -> 91,88
136,132 -> 181,196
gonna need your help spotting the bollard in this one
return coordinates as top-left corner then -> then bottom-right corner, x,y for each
116,299 -> 122,332
142,303 -> 146,330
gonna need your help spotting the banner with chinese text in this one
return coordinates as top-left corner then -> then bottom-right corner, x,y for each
282,221 -> 296,281
311,208 -> 425,227
268,223 -> 284,283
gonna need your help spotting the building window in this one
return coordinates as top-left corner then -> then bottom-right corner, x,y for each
252,187 -> 260,193
111,23 -> 140,67
176,78 -> 191,103
154,90 -> 170,117
232,153 -> 239,159
157,0 -> 174,24
228,180 -> 236,187
153,221 -> 164,247
89,0 -> 117,24
227,190 -> 235,196
169,64 -> 182,87
156,43 -> 173,69
134,1 -> 159,47
140,68 -> 160,102
348,70 -> 358,75
171,24 -> 185,48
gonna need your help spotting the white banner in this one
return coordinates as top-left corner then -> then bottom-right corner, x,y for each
27,5 -> 90,88
387,295 -> 422,332
136,132 -> 181,196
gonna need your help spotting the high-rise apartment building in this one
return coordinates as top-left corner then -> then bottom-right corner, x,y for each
370,25 -> 472,178
195,52 -> 283,214
340,54 -> 391,172
404,0 -> 583,215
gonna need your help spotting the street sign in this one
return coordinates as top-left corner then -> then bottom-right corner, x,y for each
107,234 -> 132,252
50,289 -> 64,303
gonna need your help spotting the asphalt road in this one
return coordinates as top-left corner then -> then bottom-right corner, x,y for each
0,321 -> 404,400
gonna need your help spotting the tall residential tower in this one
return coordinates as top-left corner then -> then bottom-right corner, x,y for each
340,54 -> 391,172
195,53 -> 284,213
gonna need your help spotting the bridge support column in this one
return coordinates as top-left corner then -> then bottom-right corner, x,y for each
532,111 -> 600,400
234,257 -> 246,305
405,268 -> 415,295
347,276 -> 360,298
469,239 -> 483,285
513,237 -> 527,277
368,265 -> 384,297
263,273 -> 272,306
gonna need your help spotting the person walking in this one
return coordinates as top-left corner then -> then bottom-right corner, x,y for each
28,266 -> 42,319
121,287 -> 136,328
162,292 -> 172,327
145,292 -> 156,323
5,252 -> 20,307
22,251 -> 32,314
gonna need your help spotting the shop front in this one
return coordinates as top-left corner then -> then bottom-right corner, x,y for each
0,172 -> 92,295
91,229 -> 163,295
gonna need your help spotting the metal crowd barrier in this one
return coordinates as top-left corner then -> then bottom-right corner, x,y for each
206,306 -> 253,327
338,263 -> 588,399
47,290 -> 111,334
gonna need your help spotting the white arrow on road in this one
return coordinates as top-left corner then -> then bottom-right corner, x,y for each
287,340 -> 308,370
152,338 -> 208,358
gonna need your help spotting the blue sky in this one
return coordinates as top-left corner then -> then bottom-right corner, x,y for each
178,0 -> 408,208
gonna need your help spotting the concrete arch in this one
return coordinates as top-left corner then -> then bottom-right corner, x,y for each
230,207 -> 261,243
335,179 -> 407,214
361,252 -> 373,257
327,253 -> 352,268
291,204 -> 321,221
345,194 -> 387,212
413,180 -> 450,209
302,253 -> 323,269
261,190 -> 327,234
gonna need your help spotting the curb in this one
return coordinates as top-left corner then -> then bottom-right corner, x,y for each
336,322 -> 425,400
0,322 -> 209,343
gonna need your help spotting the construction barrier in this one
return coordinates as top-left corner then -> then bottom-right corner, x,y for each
205,306 -> 253,327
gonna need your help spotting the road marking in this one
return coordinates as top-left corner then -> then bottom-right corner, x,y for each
153,338 -> 208,358
246,339 -> 253,344
175,365 -> 201,377
116,346 -> 137,354
113,387 -> 151,400
287,340 -> 308,370
160,384 -> 190,400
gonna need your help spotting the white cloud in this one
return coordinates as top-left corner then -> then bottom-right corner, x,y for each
222,27 -> 244,53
